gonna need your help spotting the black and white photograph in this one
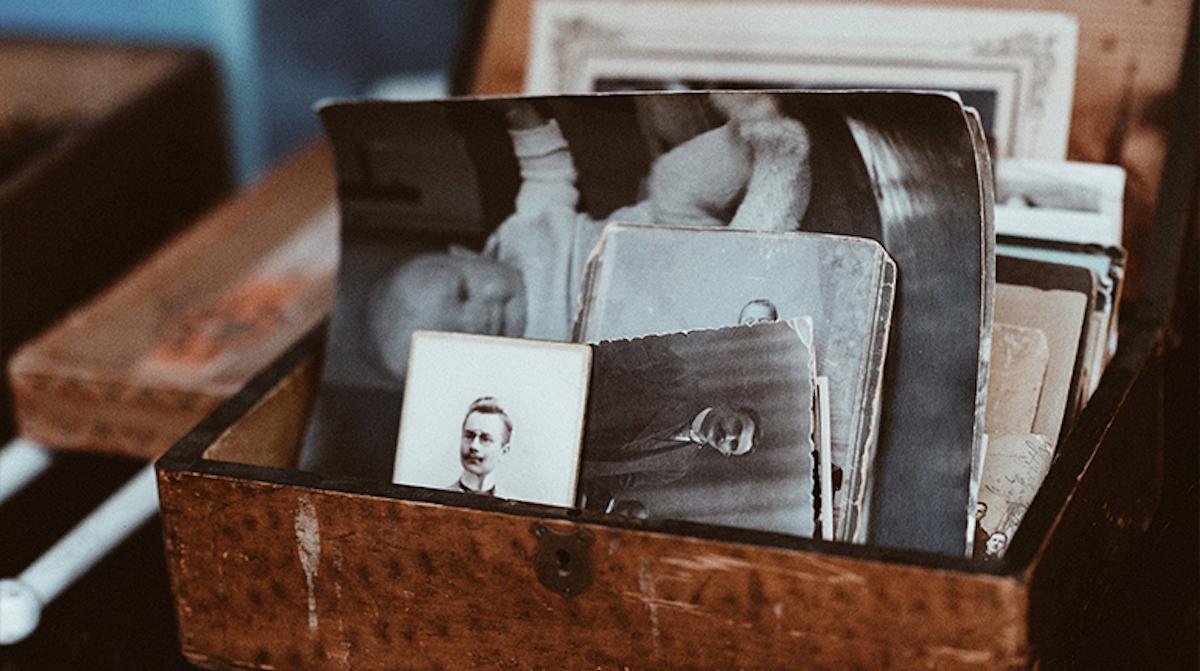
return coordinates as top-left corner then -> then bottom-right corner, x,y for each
525,0 -> 1078,159
392,331 -> 591,507
307,89 -> 992,557
575,224 -> 894,542
581,320 -> 816,537
974,433 -> 1055,560
995,158 -> 1126,248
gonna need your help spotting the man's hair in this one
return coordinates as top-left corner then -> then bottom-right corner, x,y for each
739,298 -> 778,322
463,396 -> 513,444
975,501 -> 988,519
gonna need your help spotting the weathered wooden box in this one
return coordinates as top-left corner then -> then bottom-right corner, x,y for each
154,1 -> 1194,667
156,312 -> 1166,669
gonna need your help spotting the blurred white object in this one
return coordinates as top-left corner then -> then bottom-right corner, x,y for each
0,463 -> 158,645
0,438 -> 53,506
366,70 -> 449,101
995,159 -> 1127,247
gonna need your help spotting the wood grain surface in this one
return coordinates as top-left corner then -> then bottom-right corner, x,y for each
161,475 -> 1028,671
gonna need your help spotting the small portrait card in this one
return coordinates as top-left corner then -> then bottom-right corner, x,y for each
393,331 -> 591,507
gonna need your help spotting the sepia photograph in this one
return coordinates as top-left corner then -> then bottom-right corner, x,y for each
581,320 -> 816,537
392,331 -> 591,507
974,432 -> 1054,560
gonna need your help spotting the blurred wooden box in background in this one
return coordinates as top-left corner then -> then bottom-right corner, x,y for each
7,144 -> 336,459
0,39 -> 232,443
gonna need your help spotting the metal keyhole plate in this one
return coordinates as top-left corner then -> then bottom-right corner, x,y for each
532,523 -> 594,598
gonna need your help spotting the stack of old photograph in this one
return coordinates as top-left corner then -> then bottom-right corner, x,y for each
973,159 -> 1128,559
300,82 -> 1125,560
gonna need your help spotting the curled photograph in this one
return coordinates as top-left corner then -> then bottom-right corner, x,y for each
310,90 -> 991,556
575,224 -> 894,542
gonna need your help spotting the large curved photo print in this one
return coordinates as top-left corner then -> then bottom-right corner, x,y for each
307,90 -> 992,556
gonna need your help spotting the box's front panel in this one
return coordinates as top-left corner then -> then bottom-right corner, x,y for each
160,472 -> 1029,670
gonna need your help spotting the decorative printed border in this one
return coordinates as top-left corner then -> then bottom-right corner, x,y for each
527,2 -> 1077,159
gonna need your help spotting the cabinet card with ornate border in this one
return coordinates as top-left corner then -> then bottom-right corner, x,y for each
575,224 -> 894,542
526,0 -> 1077,158
581,320 -> 816,537
393,331 -> 592,507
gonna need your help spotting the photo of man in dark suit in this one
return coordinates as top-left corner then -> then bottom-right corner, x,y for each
581,402 -> 759,512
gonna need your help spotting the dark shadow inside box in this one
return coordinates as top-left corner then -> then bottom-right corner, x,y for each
162,301 -> 1166,575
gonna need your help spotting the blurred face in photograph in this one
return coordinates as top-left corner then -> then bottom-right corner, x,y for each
460,410 -> 511,477
367,251 -> 527,380
700,406 -> 757,457
738,299 -> 778,326
974,501 -> 988,522
985,531 -> 1008,556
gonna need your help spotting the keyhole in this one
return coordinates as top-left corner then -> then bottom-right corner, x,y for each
555,549 -> 571,577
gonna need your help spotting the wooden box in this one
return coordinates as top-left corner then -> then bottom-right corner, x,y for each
153,1 -> 1194,668
157,318 -> 1166,670
0,39 -> 232,443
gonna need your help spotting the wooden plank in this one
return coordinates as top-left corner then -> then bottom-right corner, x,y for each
471,0 -> 1192,297
7,144 -> 338,459
0,40 -> 181,124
